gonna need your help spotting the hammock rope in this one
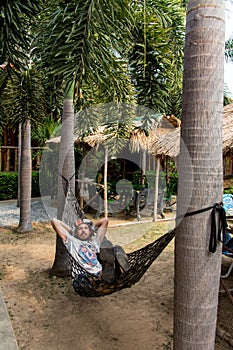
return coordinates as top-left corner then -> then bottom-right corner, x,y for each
61,181 -> 225,297
62,185 -> 174,297
69,230 -> 175,297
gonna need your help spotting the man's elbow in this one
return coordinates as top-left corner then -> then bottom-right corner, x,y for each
102,218 -> 109,227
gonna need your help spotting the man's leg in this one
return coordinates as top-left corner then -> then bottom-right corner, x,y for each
114,245 -> 130,273
99,237 -> 115,283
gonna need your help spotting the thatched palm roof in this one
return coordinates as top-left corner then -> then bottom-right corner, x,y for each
46,114 -> 181,154
147,103 -> 233,159
82,126 -> 107,147
129,114 -> 180,152
147,128 -> 180,158
73,114 -> 181,151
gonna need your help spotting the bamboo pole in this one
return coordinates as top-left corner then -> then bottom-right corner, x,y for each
153,156 -> 160,222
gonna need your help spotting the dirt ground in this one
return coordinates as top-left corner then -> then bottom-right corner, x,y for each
0,215 -> 233,350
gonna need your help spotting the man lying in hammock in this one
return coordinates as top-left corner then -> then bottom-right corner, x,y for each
51,217 -> 130,283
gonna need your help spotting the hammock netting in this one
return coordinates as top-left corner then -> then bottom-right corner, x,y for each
62,186 -> 175,297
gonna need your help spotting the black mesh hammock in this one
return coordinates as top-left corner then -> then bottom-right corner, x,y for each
62,186 -> 175,298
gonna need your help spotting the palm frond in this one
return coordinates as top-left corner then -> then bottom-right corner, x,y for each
35,0 -> 134,100
0,0 -> 41,68
2,66 -> 46,126
225,38 -> 233,62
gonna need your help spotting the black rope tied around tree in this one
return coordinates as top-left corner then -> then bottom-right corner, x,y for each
209,203 -> 227,253
179,202 -> 227,254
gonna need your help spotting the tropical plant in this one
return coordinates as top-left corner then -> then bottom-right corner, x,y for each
0,0 -> 44,231
225,38 -> 233,61
31,115 -> 60,147
129,0 -> 185,118
34,0 -> 135,276
2,67 -> 46,231
35,0 -> 135,202
0,0 -> 41,69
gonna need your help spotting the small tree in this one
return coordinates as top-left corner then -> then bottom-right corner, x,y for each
3,67 -> 46,231
36,0 -> 135,276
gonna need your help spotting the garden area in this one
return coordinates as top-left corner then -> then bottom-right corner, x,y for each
1,1 -> 233,349
0,217 -> 233,349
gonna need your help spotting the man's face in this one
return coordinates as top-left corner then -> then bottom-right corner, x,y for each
75,223 -> 91,241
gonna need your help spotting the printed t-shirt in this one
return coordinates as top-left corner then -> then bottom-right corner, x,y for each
64,233 -> 102,275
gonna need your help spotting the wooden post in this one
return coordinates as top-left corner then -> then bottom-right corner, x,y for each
6,148 -> 10,171
141,149 -> 146,185
148,154 -> 151,171
153,156 -> 160,222
14,148 -> 18,171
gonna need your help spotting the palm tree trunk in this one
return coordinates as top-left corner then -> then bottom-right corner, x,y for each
174,1 -> 225,349
17,120 -> 32,232
51,82 -> 75,276
103,146 -> 108,219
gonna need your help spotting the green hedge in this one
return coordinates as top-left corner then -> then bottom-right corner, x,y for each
0,172 -> 40,200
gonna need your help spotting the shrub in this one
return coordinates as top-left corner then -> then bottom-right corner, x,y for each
0,172 -> 40,200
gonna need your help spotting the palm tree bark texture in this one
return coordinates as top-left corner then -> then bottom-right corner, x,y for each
17,120 -> 32,232
174,1 -> 225,349
51,84 -> 75,276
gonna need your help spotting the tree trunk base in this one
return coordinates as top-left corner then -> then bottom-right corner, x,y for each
50,236 -> 72,277
16,225 -> 33,233
49,266 -> 72,278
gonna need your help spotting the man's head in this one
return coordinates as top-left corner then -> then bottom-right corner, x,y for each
74,218 -> 95,241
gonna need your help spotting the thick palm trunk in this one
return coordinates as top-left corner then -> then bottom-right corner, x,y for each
174,1 -> 225,349
51,83 -> 75,276
17,120 -> 32,232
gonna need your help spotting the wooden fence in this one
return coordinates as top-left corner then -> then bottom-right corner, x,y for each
0,146 -> 44,172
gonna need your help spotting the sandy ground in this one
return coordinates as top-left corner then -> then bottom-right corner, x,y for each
0,214 -> 233,350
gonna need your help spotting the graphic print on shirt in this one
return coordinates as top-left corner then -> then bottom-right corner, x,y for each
78,243 -> 99,267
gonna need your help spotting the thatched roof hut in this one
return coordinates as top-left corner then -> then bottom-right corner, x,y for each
46,114 -> 181,152
147,128 -> 180,158
147,103 -> 233,159
81,114 -> 180,148
129,114 -> 180,152
82,126 -> 107,148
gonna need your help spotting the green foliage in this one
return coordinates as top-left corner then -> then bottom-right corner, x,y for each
224,90 -> 233,106
0,172 -> 18,200
0,68 -> 10,140
129,0 -> 185,116
2,67 -> 46,127
35,0 -> 135,102
31,172 -> 41,197
31,116 -> 60,147
0,172 -> 40,200
74,102 -> 137,155
102,104 -> 135,154
0,0 -> 42,69
166,171 -> 178,196
225,38 -> 233,62
224,186 -> 233,195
